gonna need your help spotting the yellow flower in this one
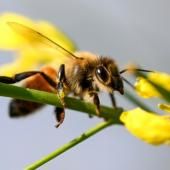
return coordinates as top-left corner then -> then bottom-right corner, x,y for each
128,71 -> 170,145
120,108 -> 170,145
0,12 -> 76,76
135,71 -> 170,98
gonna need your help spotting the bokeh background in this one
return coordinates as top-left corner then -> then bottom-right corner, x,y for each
0,1 -> 170,170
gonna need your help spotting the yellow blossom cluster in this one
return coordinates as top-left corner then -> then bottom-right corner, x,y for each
0,12 -> 76,76
121,71 -> 170,145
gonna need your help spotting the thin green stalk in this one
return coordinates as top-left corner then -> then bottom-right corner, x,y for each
124,90 -> 154,112
0,83 -> 123,169
0,82 -> 62,106
24,120 -> 115,170
0,83 -> 123,120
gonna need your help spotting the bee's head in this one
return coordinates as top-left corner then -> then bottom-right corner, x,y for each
94,57 -> 124,94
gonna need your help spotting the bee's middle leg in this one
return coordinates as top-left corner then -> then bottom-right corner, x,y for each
55,64 -> 67,127
57,64 -> 67,105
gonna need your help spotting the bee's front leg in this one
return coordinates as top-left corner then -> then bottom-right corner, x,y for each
83,91 -> 100,117
109,93 -> 117,108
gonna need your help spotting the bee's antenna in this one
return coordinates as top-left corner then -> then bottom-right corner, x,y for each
120,68 -> 153,89
120,68 -> 153,74
121,76 -> 135,89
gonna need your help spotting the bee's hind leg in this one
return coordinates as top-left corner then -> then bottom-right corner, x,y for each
0,71 -> 57,87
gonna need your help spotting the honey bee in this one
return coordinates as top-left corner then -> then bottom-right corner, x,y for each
0,22 -> 150,127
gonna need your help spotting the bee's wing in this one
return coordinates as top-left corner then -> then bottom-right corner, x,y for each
7,22 -> 82,60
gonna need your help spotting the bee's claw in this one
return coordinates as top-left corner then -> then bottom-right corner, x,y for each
54,107 -> 65,128
88,114 -> 93,118
55,123 -> 62,128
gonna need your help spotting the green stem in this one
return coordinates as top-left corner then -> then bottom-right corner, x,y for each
0,83 -> 123,169
0,83 -> 123,120
0,82 -> 62,106
124,90 -> 154,112
24,120 -> 115,170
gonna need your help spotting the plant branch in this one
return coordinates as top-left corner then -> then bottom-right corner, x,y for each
0,83 -> 123,169
124,90 -> 154,112
0,82 -> 123,120
24,120 -> 115,170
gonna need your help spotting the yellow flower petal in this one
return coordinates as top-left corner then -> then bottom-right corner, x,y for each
0,47 -> 73,76
135,78 -> 159,98
120,108 -> 170,145
0,13 -> 35,49
0,12 -> 76,51
135,72 -> 170,98
0,13 -> 76,76
149,72 -> 170,89
158,103 -> 170,113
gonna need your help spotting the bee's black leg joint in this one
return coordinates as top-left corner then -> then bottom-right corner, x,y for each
0,76 -> 18,84
109,93 -> 117,108
0,71 -> 57,88
54,107 -> 65,128
0,71 -> 41,84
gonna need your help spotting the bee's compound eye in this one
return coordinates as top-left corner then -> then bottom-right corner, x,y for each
96,66 -> 109,82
